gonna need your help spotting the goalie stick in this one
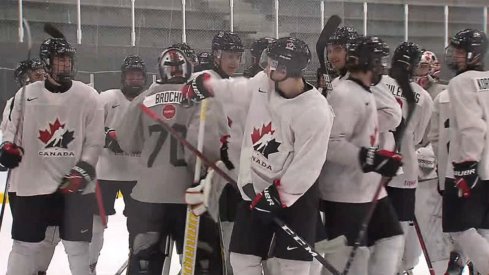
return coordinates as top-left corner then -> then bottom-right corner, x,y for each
316,15 -> 341,96
181,99 -> 208,275
343,65 -> 418,275
139,103 -> 340,275
0,18 -> 32,232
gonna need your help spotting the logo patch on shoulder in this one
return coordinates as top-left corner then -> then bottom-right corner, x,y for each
475,77 -> 489,92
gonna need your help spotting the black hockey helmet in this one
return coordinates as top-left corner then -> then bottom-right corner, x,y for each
391,42 -> 422,76
328,26 -> 359,49
250,37 -> 276,60
39,37 -> 76,84
346,36 -> 385,72
446,28 -> 488,71
197,52 -> 211,65
171,42 -> 198,64
158,47 -> 193,84
29,58 -> 44,71
263,37 -> 311,80
212,31 -> 244,53
120,55 -> 147,97
14,60 -> 29,87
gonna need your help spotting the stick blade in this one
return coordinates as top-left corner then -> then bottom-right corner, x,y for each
44,22 -> 65,39
316,15 -> 342,70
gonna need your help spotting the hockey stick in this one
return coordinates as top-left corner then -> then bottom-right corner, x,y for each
0,18 -> 32,232
316,15 -> 341,96
343,67 -> 418,275
413,217 -> 435,275
181,99 -> 208,275
114,258 -> 128,275
162,235 -> 174,275
139,104 -> 340,275
95,181 -> 108,228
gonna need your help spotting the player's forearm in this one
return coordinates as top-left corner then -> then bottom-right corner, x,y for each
80,145 -> 102,167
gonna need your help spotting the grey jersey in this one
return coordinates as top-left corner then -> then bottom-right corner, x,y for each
116,82 -> 227,203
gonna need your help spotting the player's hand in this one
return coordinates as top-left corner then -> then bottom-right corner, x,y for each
181,73 -> 213,106
453,161 -> 479,198
104,128 -> 123,154
359,147 -> 403,177
250,180 -> 285,224
0,142 -> 24,169
59,161 -> 95,194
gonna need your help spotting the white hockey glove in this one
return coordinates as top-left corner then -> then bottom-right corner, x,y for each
185,161 -> 230,221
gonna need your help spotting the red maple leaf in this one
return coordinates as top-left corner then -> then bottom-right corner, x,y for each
38,118 -> 65,144
251,122 -> 275,144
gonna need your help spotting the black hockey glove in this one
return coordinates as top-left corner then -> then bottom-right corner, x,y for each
181,73 -> 213,106
250,180 -> 285,224
105,127 -> 123,154
453,161 -> 479,198
59,161 -> 95,194
0,142 -> 24,169
359,147 -> 403,177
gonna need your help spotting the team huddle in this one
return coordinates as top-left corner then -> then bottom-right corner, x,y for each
1,19 -> 489,275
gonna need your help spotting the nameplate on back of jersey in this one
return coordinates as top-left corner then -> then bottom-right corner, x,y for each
475,77 -> 489,92
143,90 -> 183,108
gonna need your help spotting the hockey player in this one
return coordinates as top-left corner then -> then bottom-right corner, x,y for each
116,46 -> 228,274
13,58 -> 45,87
88,55 -> 147,274
442,28 -> 489,275
182,36 -> 334,274
382,42 -> 434,274
172,42 -> 199,66
327,26 -> 359,87
3,35 -> 104,275
414,50 -> 446,100
319,36 -> 404,275
243,37 -> 275,78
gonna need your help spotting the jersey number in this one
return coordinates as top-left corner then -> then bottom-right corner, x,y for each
147,124 -> 187,168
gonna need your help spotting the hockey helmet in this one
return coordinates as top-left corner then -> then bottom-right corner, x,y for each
39,37 -> 76,84
120,55 -> 147,97
328,26 -> 359,49
171,42 -> 198,64
14,60 -> 30,87
197,52 -> 211,65
346,36 -> 385,72
212,31 -> 244,53
261,37 -> 311,81
391,42 -> 422,77
446,28 -> 488,72
158,47 -> 193,84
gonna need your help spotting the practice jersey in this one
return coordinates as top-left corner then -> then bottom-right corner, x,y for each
428,90 -> 452,189
209,71 -> 334,206
447,70 -> 489,180
382,75 -> 433,189
425,77 -> 447,101
1,97 -> 18,193
96,89 -> 141,181
319,79 -> 382,203
116,82 -> 227,204
333,74 -> 401,150
3,81 -> 104,196
193,69 -> 246,180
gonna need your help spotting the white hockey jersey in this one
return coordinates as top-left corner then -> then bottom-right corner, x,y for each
319,79 -> 383,203
3,81 -> 104,196
116,82 -> 227,204
209,71 -> 334,206
382,75 -> 433,189
96,89 -> 141,181
1,97 -> 18,193
448,70 -> 489,180
333,74 -> 402,150
428,90 -> 452,189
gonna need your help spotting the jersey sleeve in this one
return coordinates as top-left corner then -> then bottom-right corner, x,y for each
98,91 -> 111,125
3,88 -> 24,145
185,99 -> 230,174
373,84 -> 402,132
448,77 -> 485,162
80,90 -> 105,166
209,74 -> 259,112
115,91 -> 145,154
428,93 -> 441,158
325,92 -> 362,167
1,98 -> 14,134
279,105 -> 334,207
413,91 -> 434,145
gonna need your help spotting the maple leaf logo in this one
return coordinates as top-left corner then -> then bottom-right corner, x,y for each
251,122 -> 280,158
38,118 -> 75,149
